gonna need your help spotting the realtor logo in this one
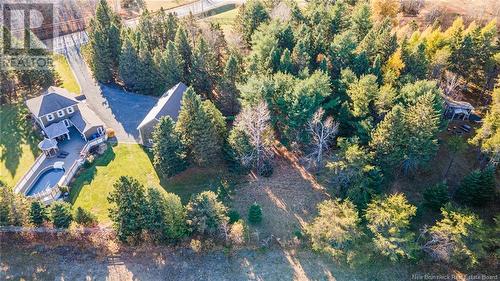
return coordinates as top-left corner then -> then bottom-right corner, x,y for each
1,2 -> 54,69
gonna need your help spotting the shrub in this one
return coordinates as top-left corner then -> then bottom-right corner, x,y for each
423,182 -> 449,211
259,160 -> 273,177
456,166 -> 496,206
229,220 -> 247,246
400,0 -> 424,15
50,201 -> 73,229
228,210 -> 241,224
29,201 -> 48,227
74,207 -> 98,227
248,203 -> 262,224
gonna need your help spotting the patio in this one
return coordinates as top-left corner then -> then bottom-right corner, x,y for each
16,127 -> 86,196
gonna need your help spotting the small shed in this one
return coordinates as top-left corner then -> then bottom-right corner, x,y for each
38,138 -> 58,157
443,96 -> 474,120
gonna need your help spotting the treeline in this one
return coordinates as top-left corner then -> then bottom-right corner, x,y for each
87,0 -> 241,115
307,193 -> 500,269
0,184 -> 97,228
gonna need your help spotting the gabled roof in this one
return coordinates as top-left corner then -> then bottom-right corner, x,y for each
71,103 -> 105,134
137,82 -> 188,129
25,86 -> 79,117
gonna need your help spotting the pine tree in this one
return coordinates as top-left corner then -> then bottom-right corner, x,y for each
279,48 -> 293,74
175,87 -> 224,166
88,0 -> 120,82
350,2 -> 373,42
108,176 -> 148,242
174,27 -> 192,80
365,193 -> 418,261
248,203 -> 262,224
137,40 -> 161,95
29,201 -> 48,227
456,166 -> 496,206
218,54 -> 240,115
186,191 -> 228,236
74,207 -> 98,227
145,188 -> 187,242
152,116 -> 188,178
50,202 -> 73,229
190,37 -> 217,96
236,0 -> 270,44
158,41 -> 183,90
119,35 -> 141,90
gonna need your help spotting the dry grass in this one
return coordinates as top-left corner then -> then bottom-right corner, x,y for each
231,145 -> 329,243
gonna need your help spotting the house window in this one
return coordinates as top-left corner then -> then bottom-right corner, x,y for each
46,113 -> 54,121
66,106 -> 74,114
57,110 -> 65,118
63,119 -> 70,127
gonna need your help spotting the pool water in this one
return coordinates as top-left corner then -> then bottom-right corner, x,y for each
26,168 -> 65,196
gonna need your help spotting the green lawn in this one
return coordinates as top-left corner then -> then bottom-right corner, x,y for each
69,144 -> 229,224
0,105 -> 41,187
203,7 -> 239,34
53,54 -> 80,94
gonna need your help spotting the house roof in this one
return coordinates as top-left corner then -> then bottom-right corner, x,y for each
70,103 -> 105,134
38,138 -> 58,151
25,86 -> 79,117
137,82 -> 188,129
443,95 -> 474,111
44,121 -> 69,139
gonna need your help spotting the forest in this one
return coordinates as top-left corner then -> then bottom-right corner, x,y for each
1,0 -> 499,276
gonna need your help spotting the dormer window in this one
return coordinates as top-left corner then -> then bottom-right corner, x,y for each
57,110 -> 65,118
66,106 -> 74,114
46,113 -> 54,121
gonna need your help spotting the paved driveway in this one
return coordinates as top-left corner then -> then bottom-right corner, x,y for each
64,46 -> 157,143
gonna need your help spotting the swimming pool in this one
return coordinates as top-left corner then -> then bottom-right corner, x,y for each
26,167 -> 65,196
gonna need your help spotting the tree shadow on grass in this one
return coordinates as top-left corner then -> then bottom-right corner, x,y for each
68,145 -> 116,204
0,104 -> 42,179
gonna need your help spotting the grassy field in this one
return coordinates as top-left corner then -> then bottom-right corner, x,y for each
0,105 -> 41,188
53,54 -> 80,94
202,7 -> 239,35
69,144 -> 229,224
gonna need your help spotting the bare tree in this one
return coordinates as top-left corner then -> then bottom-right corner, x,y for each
234,101 -> 274,172
420,226 -> 454,263
306,108 -> 339,169
441,71 -> 463,100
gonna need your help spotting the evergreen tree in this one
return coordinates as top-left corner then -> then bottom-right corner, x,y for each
137,40 -> 161,95
0,184 -> 29,226
236,0 -> 270,44
425,205 -> 487,268
470,85 -> 499,163
248,203 -> 263,224
158,41 -> 184,90
306,199 -> 362,261
456,167 -> 496,206
50,201 -> 73,229
145,188 -> 187,242
186,191 -> 228,236
88,0 -> 120,82
108,176 -> 148,243
152,116 -> 188,178
174,27 -> 192,80
279,48 -> 293,73
190,37 -> 217,96
423,182 -> 450,211
175,87 -> 224,166
350,2 -> 373,42
365,193 -> 418,261
29,201 -> 48,227
218,54 -> 241,115
119,35 -> 141,90
74,207 -> 98,227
